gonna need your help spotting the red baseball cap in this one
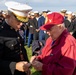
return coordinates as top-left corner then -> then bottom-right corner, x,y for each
40,12 -> 64,30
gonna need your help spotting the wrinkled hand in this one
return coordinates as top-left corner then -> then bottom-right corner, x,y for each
70,32 -> 73,35
16,61 -> 31,72
31,60 -> 43,71
30,56 -> 37,64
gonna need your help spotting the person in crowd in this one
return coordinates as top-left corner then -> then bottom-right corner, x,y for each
30,12 -> 76,75
0,11 -> 5,25
0,1 -> 32,75
33,11 -> 40,40
19,13 -> 31,45
38,10 -> 47,41
23,22 -> 29,45
64,11 -> 74,35
60,9 -> 67,19
71,13 -> 76,39
27,12 -> 35,47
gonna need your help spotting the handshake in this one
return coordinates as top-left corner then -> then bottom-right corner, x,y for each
16,56 -> 43,73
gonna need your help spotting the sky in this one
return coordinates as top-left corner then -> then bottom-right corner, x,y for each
0,0 -> 76,12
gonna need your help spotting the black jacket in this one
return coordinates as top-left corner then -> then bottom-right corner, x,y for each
72,19 -> 76,38
28,18 -> 35,34
33,17 -> 39,40
64,19 -> 74,32
0,21 -> 28,75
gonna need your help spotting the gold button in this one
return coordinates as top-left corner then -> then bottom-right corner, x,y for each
11,44 -> 14,46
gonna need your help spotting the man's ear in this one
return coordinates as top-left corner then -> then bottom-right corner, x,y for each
5,14 -> 10,19
58,24 -> 62,29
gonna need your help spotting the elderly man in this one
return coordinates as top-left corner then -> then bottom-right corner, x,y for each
30,12 -> 76,75
0,1 -> 32,75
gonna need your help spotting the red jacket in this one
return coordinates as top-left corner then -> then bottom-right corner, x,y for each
37,29 -> 76,75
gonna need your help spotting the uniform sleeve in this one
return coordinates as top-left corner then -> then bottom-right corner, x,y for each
0,42 -> 16,75
42,45 -> 76,75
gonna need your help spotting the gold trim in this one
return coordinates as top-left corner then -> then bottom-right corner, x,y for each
13,13 -> 28,22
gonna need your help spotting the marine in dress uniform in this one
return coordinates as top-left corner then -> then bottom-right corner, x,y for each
0,1 -> 32,75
